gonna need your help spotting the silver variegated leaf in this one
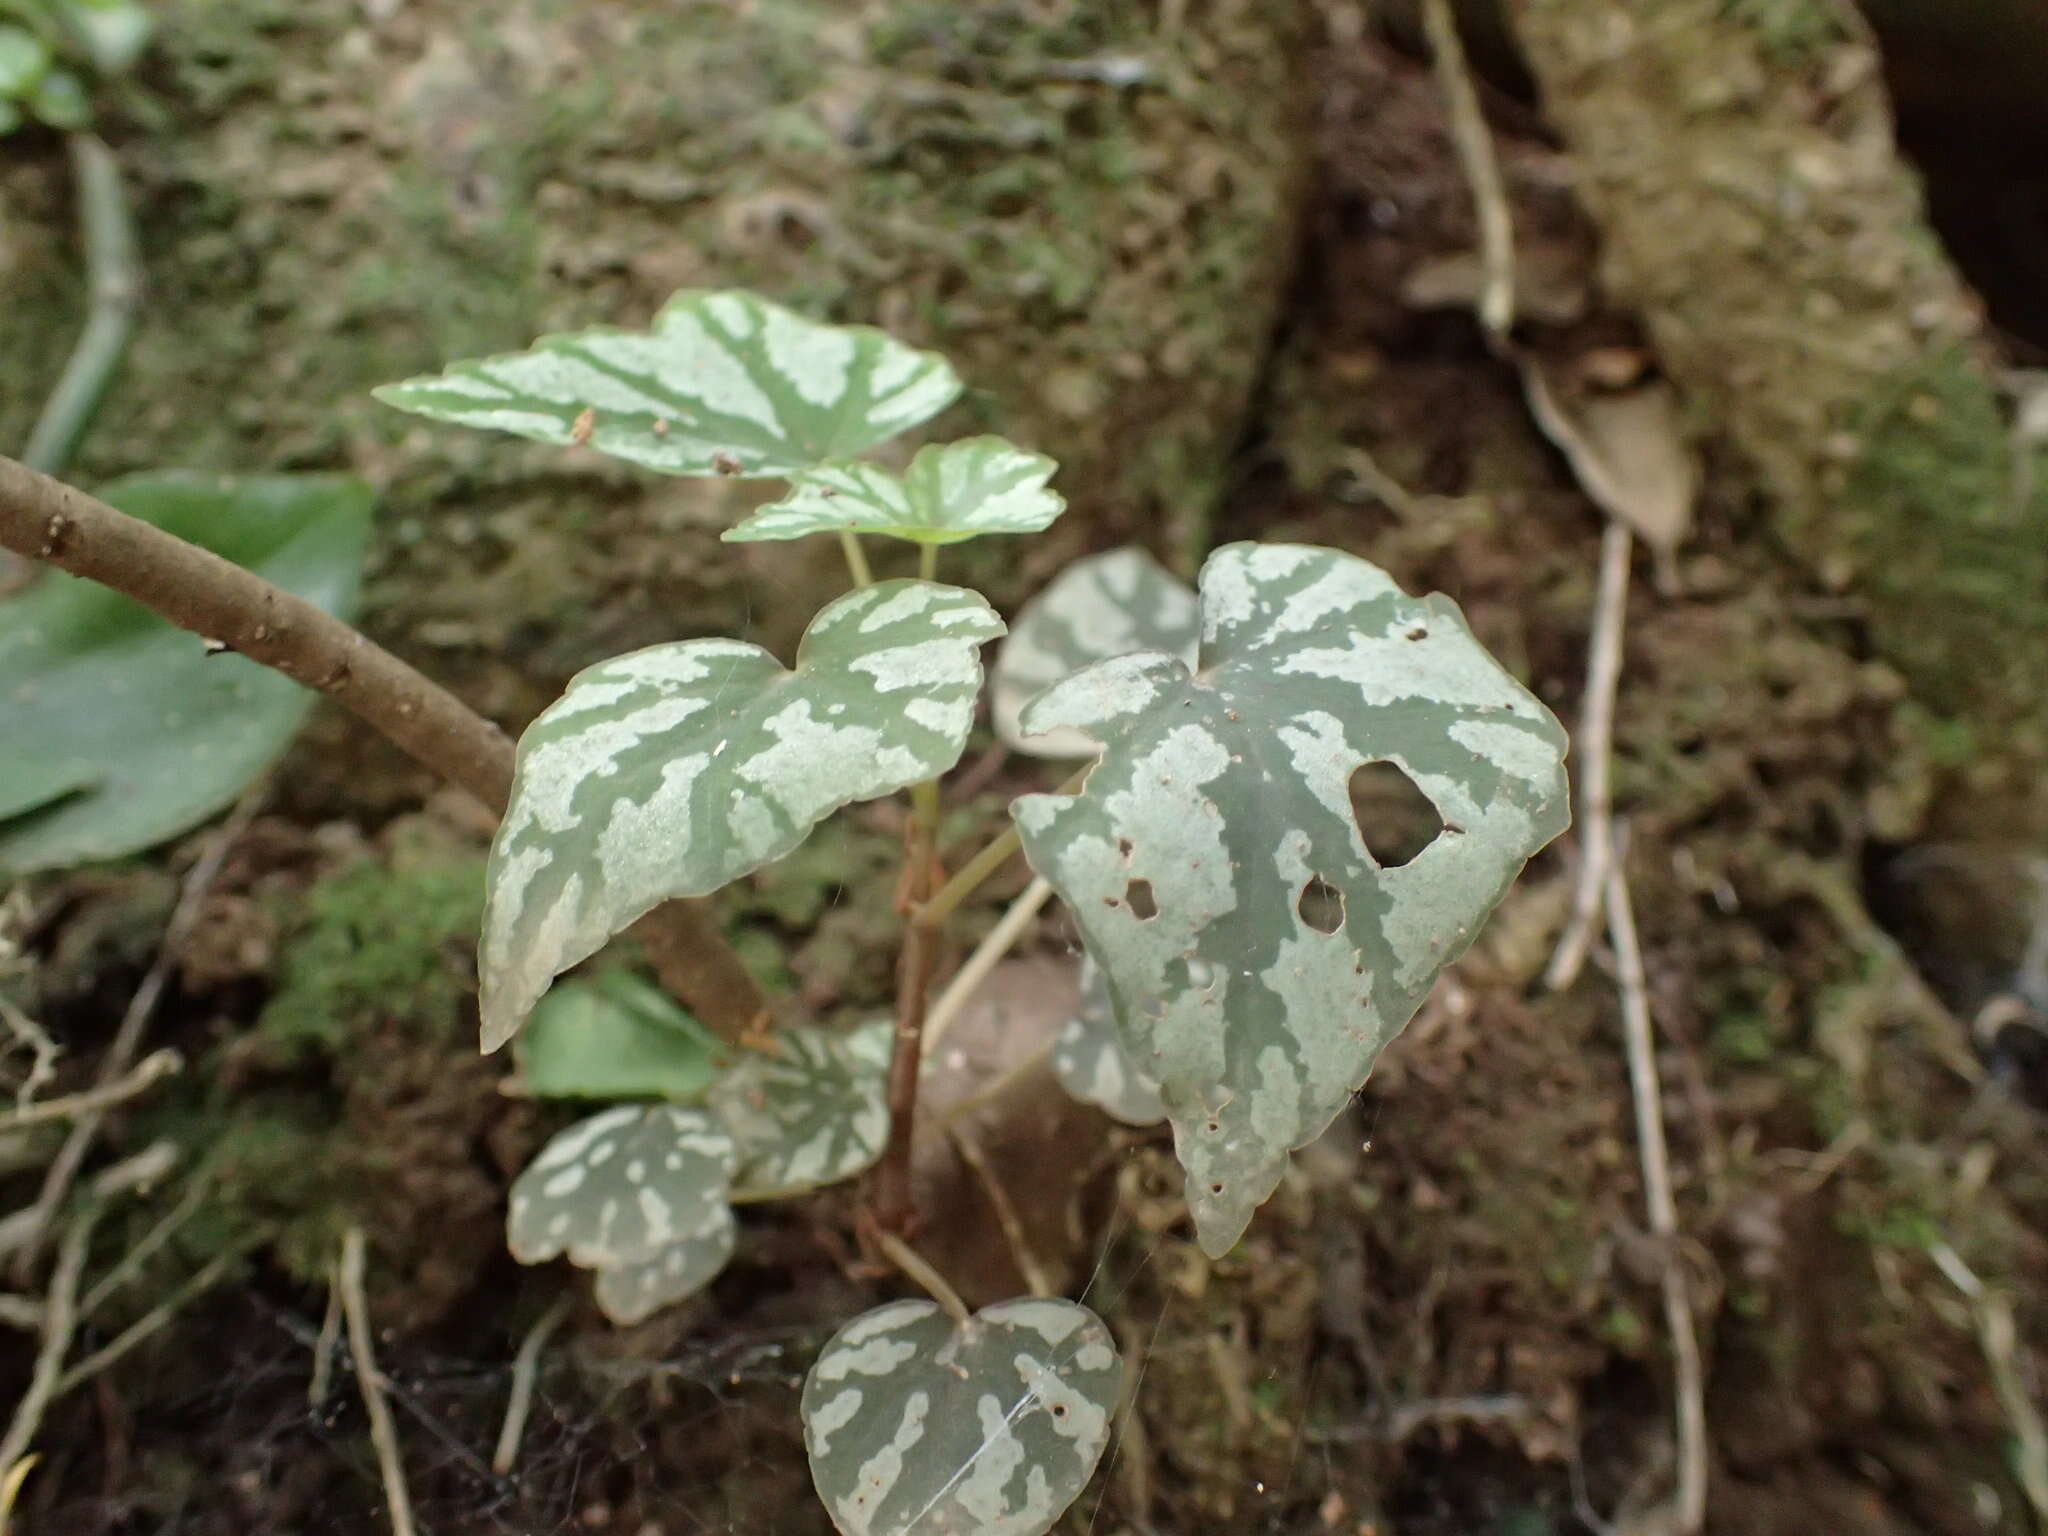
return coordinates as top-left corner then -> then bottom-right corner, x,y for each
590,1207 -> 737,1325
481,579 -> 1005,1049
802,1297 -> 1122,1536
712,1020 -> 893,1200
725,437 -> 1064,547
507,1105 -> 736,1269
990,547 -> 1200,758
1053,954 -> 1165,1127
1011,543 -> 1570,1256
373,289 -> 961,480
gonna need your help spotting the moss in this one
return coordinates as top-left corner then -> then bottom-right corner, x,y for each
1722,0 -> 1852,67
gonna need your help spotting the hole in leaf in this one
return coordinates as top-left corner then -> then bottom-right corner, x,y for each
1126,879 -> 1158,920
1297,875 -> 1344,934
1349,761 -> 1445,869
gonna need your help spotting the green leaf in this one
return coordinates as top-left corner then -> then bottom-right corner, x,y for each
802,1297 -> 1122,1536
514,971 -> 726,1102
507,1104 -> 736,1269
0,474 -> 374,876
711,1019 -> 892,1199
990,547 -> 1199,759
481,579 -> 1004,1050
59,0 -> 152,73
26,62 -> 85,126
1011,544 -> 1569,1255
725,437 -> 1064,548
0,24 -> 50,97
590,1211 -> 736,1324
1053,954 -> 1164,1127
0,96 -> 22,133
374,289 -> 962,480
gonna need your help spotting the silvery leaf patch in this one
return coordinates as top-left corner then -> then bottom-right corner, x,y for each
507,1105 -> 737,1269
480,579 -> 1005,1049
1011,543 -> 1570,1255
590,1207 -> 738,1325
374,289 -> 961,480
1052,954 -> 1165,1127
515,972 -> 725,1102
990,547 -> 1199,758
711,1019 -> 894,1200
725,437 -> 1064,547
802,1297 -> 1122,1536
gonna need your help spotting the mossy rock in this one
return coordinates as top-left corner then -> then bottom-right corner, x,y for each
2,0 -> 1311,766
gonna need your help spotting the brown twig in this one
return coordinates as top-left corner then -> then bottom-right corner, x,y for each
872,782 -> 944,1233
0,1049 -> 180,1132
1424,0 -> 1515,342
0,452 -> 768,1045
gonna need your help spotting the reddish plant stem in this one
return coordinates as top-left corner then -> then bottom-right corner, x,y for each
0,452 -> 769,1044
872,786 -> 943,1233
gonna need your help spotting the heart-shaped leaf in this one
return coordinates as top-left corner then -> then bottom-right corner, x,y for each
990,547 -> 1199,759
507,1105 -> 736,1269
1052,954 -> 1164,1127
1011,544 -> 1570,1255
0,474 -> 373,876
514,971 -> 726,1102
725,437 -> 1064,548
590,1209 -> 737,1325
480,579 -> 1004,1049
374,289 -> 961,480
711,1019 -> 892,1199
802,1297 -> 1122,1536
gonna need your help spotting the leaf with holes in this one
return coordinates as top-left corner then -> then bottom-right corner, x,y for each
802,1297 -> 1122,1536
0,474 -> 373,876
374,289 -> 962,480
1053,954 -> 1164,1127
1011,543 -> 1570,1256
514,971 -> 727,1102
590,1207 -> 737,1325
711,1020 -> 893,1200
481,579 -> 1004,1050
990,547 -> 1199,758
507,1105 -> 736,1269
725,437 -> 1064,548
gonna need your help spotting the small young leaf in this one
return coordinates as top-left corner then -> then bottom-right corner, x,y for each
590,1209 -> 737,1325
0,26 -> 50,99
1011,544 -> 1569,1256
725,437 -> 1064,548
0,475 -> 374,876
514,971 -> 725,1102
990,547 -> 1199,758
802,1297 -> 1122,1536
507,1105 -> 736,1269
60,0 -> 154,74
711,1019 -> 892,1199
480,579 -> 1003,1049
1052,954 -> 1164,1127
374,289 -> 962,479
26,64 -> 87,127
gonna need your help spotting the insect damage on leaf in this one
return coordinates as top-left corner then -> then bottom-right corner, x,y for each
374,289 -> 962,479
802,1297 -> 1122,1536
1010,543 -> 1569,1255
479,580 -> 1004,1050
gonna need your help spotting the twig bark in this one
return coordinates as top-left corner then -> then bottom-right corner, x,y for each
339,1228 -> 416,1536
0,1203 -> 99,1472
0,1049 -> 179,1133
0,451 -> 769,1045
22,135 -> 140,478
1606,841 -> 1707,1534
1546,522 -> 1633,991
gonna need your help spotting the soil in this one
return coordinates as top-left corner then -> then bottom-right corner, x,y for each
4,4 -> 2047,1536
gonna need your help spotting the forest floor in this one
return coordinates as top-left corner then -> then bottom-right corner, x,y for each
4,10 -> 2047,1536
